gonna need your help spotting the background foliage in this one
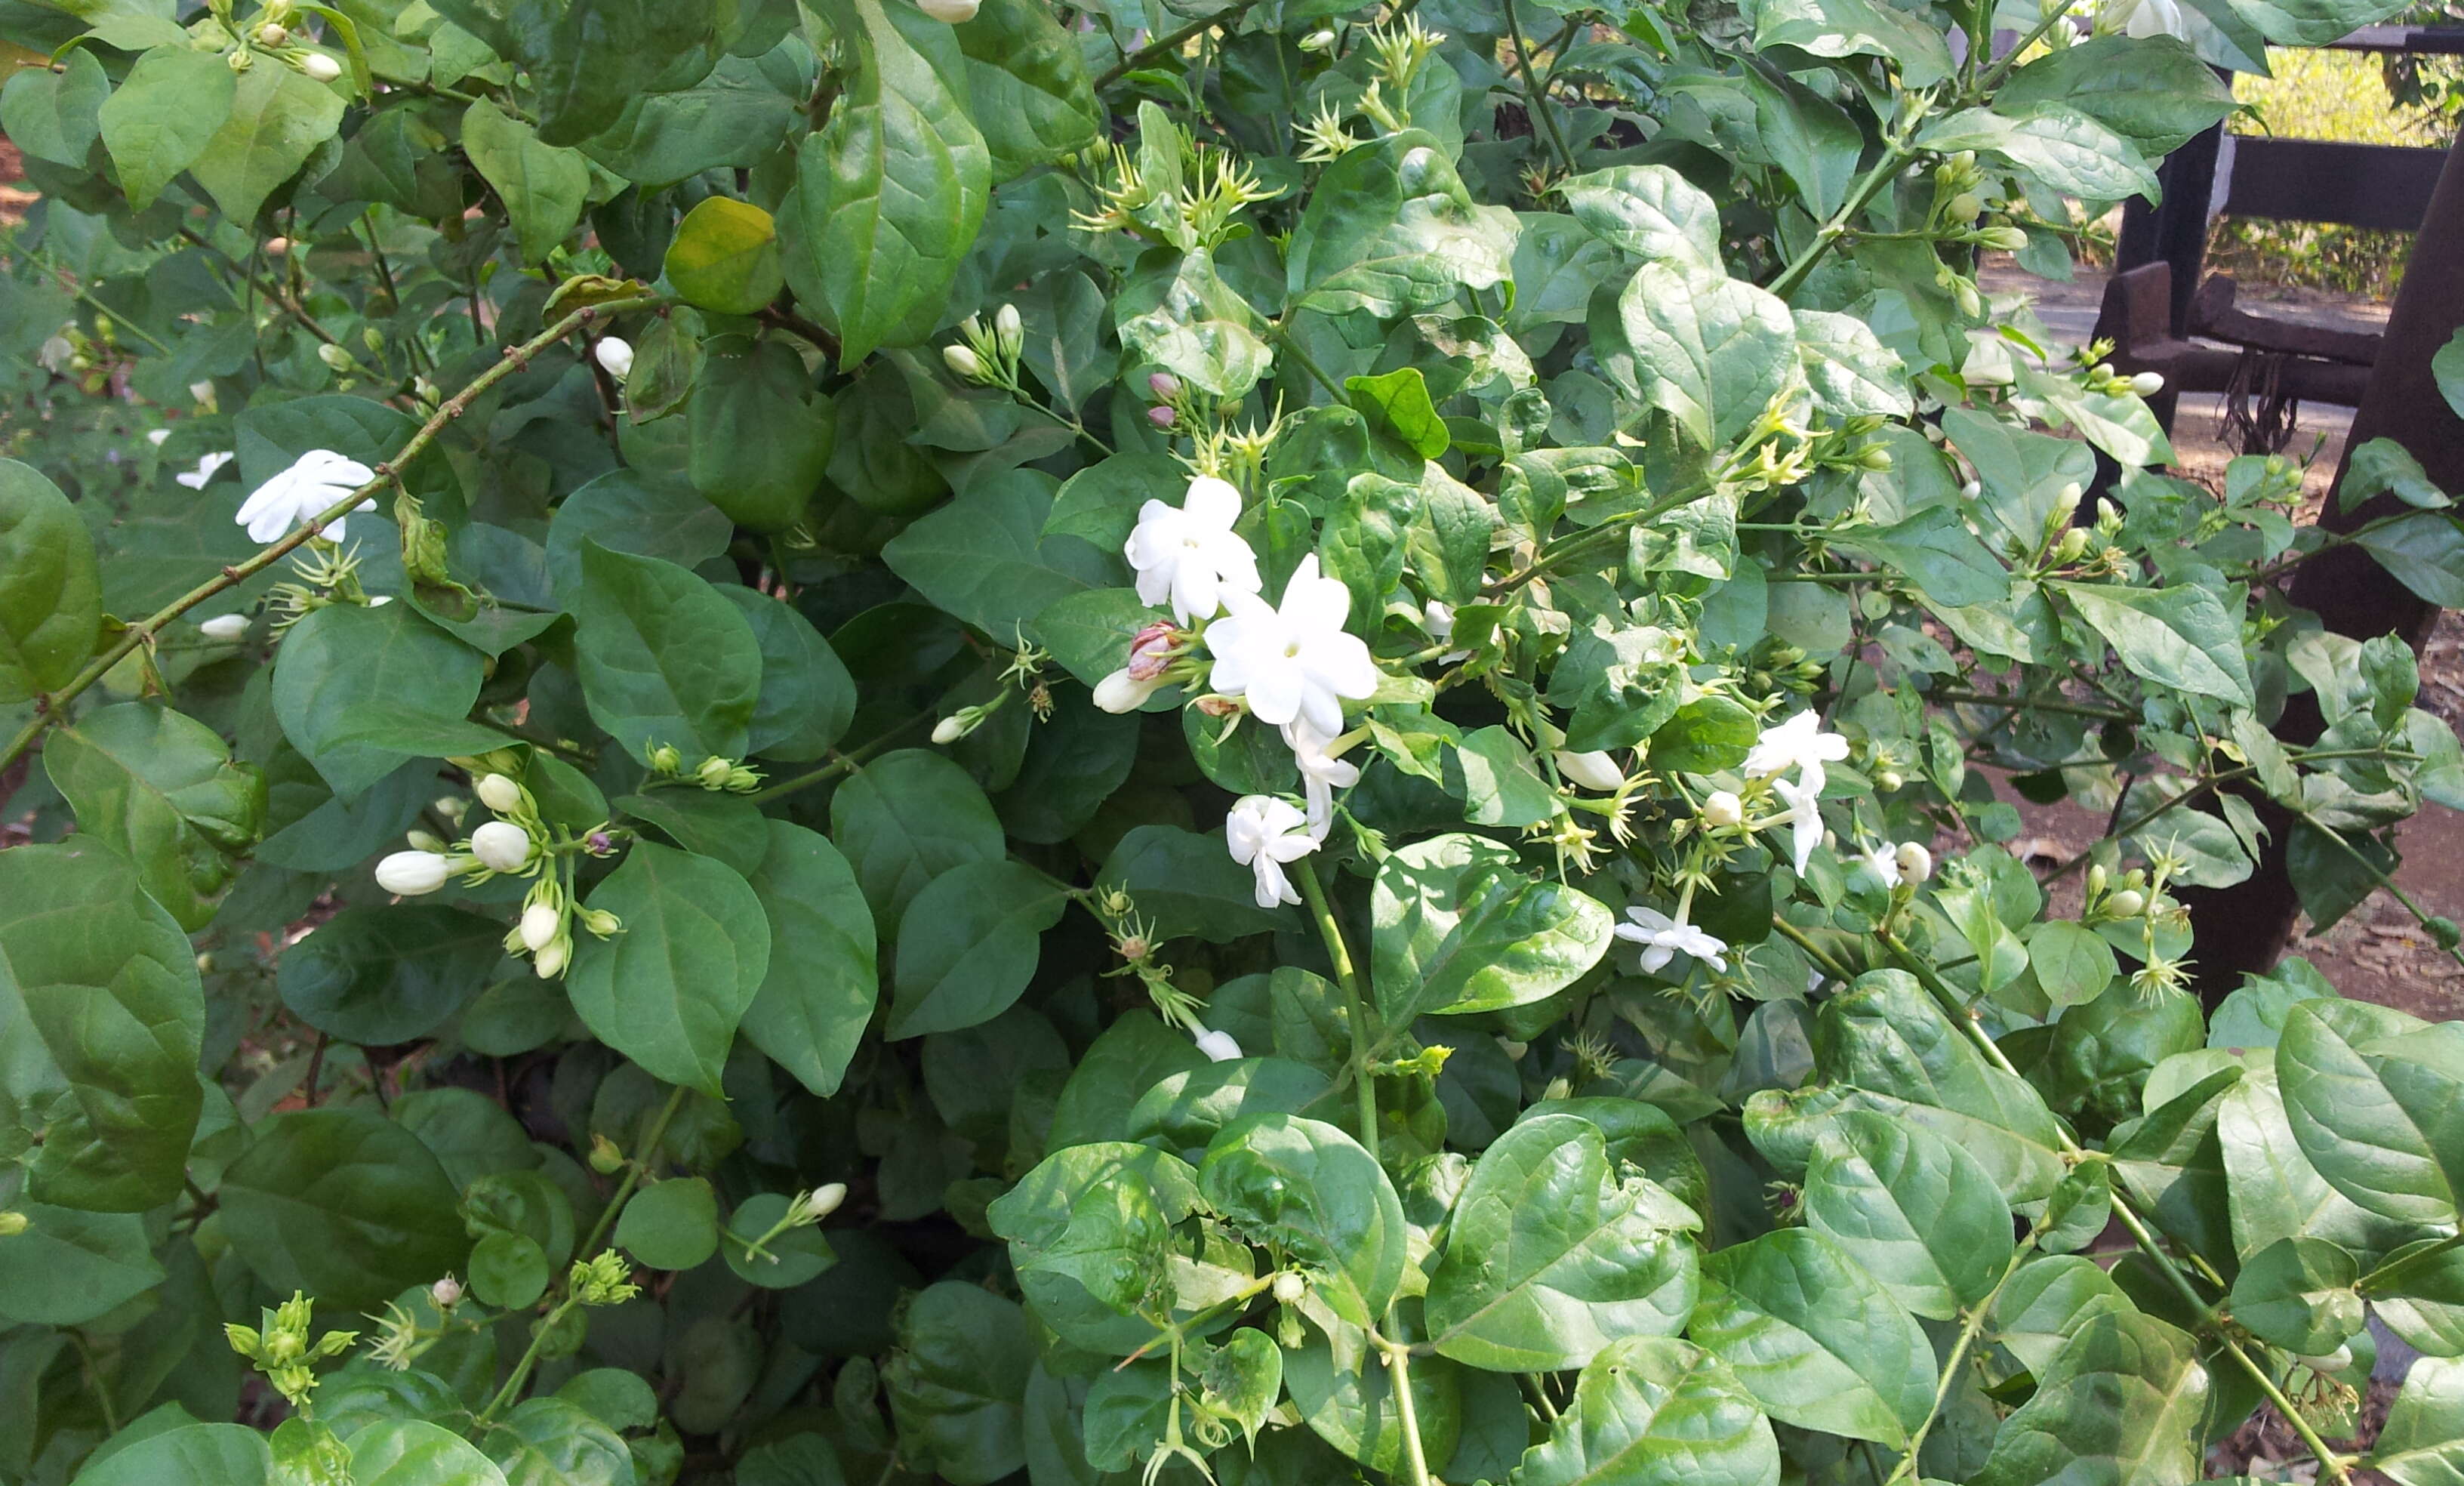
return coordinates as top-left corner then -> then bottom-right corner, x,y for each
7,0 -> 2464,1484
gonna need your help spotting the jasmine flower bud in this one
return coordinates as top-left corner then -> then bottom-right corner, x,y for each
199,612 -> 250,641
430,1275 -> 464,1309
648,744 -> 682,774
316,342 -> 352,371
257,22 -> 288,44
595,337 -> 633,379
1193,1028 -> 1243,1061
1894,841 -> 1933,883
0,1211 -> 27,1237
799,1183 -> 847,1222
519,902 -> 562,952
2105,888 -> 2146,917
299,51 -> 341,83
1273,1272 -> 1307,1303
695,755 -> 734,789
1701,790 -> 1743,828
1148,371 -> 1180,401
994,303 -> 1021,355
470,820 -> 533,874
375,850 -> 454,896
1094,667 -> 1165,713
932,714 -> 969,745
2130,371 -> 2165,396
475,772 -> 523,814
943,343 -> 984,380
1553,751 -> 1625,792
533,939 -> 570,978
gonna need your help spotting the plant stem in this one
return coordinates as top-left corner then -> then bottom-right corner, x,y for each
574,1083 -> 689,1264
1502,0 -> 1578,175
741,708 -> 936,805
1769,141 -> 1919,301
1380,1328 -> 1437,1486
1297,857 -> 1381,1162
1969,0 -> 2079,99
0,293 -> 662,775
1870,930 -> 2355,1486
1930,687 -> 2136,721
1096,0 -> 1270,88
1269,321 -> 1348,403
1889,1240 -> 2034,1484
2044,748 -> 2416,883
1519,1372 -> 1560,1423
57,273 -> 173,356
2361,1231 -> 2464,1294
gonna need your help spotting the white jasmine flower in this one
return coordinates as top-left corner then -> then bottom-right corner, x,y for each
1205,554 -> 1378,738
1554,751 -> 1625,792
1224,794 -> 1317,909
198,613 -> 250,642
1423,600 -> 1454,643
1858,843 -> 1902,889
175,451 -> 236,489
2115,0 -> 2188,38
1193,1028 -> 1243,1062
1615,905 -> 1730,974
1742,711 -> 1850,781
470,820 -> 533,874
374,850 -> 453,896
1286,719 -> 1361,842
595,338 -> 633,379
233,449 -> 376,543
146,428 -> 171,447
1895,841 -> 1934,884
1126,475 -> 1261,624
1769,768 -> 1825,876
1701,790 -> 1743,828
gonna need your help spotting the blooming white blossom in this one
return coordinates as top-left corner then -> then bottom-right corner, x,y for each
1858,843 -> 1902,889
374,850 -> 452,896
470,820 -> 533,874
1701,790 -> 1743,828
198,613 -> 250,642
595,338 -> 634,379
1125,475 -> 1261,624
1193,1028 -> 1243,1062
233,449 -> 376,543
1769,769 -> 1824,876
175,451 -> 235,490
1206,555 -> 1378,738
1286,719 -> 1361,841
1615,905 -> 1731,975
1224,794 -> 1317,909
1742,711 -> 1850,781
1554,751 -> 1625,792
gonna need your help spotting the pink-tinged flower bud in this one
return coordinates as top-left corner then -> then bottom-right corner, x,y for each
1147,405 -> 1177,428
430,1275 -> 464,1309
1126,621 -> 1178,681
585,831 -> 615,856
1148,372 -> 1181,401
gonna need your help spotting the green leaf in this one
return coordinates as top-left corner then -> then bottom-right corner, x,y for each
1028,586 -> 1169,689
724,1192 -> 838,1289
881,471 -> 1105,643
1972,1312 -> 2208,1486
525,0 -> 716,146
1370,833 -> 1615,1022
462,99 -> 590,265
1615,262 -> 1797,449
98,45 -> 237,210
951,0 -> 1100,180
2228,1236 -> 2363,1354
1425,1114 -> 1699,1370
1920,105 -> 2159,203
719,588 -> 855,761
571,540 -> 763,764
2029,920 -> 2120,1008
278,905 -> 504,1046
688,338 -> 834,535
2438,328 -> 2464,423
1286,130 -> 1517,318
1791,310 -> 1914,419
2344,438 -> 2452,513
2353,511 -> 2464,609
1285,1321 -> 1465,1478
480,1397 -> 636,1486
220,1107 -> 470,1312
0,1203 -> 163,1325
830,748 -> 1006,938
740,821 -> 878,1098
1804,1108 -> 2014,1321
1754,0 -> 1954,88
2051,581 -> 2255,709
1449,724 -> 1560,826
666,197 -> 784,316
69,1424 -> 273,1486
1095,824 -> 1292,944
2278,999 -> 2464,1227
568,842 -> 770,1097
545,469 -> 735,601
1556,164 -> 1721,271
1992,36 -> 2238,156
1989,1254 -> 2136,1377
188,61 -> 343,224
616,1175 -> 719,1271
993,1140 -> 1200,1347
1516,1337 -> 1780,1486
1200,1114 -> 1406,1329
272,602 -> 483,800
887,858 -> 1070,1039
2369,1355 -> 2464,1486
1,48 -> 105,169
0,458 -> 100,702
45,703 -> 262,931
1346,368 -> 1450,460
1690,1226 -> 1935,1447
882,1281 -> 1035,1486
797,0 -> 990,362
346,1419 -> 513,1486
0,842 -> 202,1212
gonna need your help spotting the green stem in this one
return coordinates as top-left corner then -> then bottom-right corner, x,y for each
2361,1231 -> 2464,1295
2045,748 -> 2418,883
1870,930 -> 2355,1486
0,293 -> 663,775
1297,857 -> 1380,1163
741,708 -> 935,805
2297,813 -> 2464,972
574,1083 -> 688,1264
1519,1372 -> 1560,1424
1502,0 -> 1578,175
1969,1 -> 2080,100
1380,1327 -> 1437,1486
1888,1239 -> 2035,1485
1095,0 -> 1270,88
1269,321 -> 1348,403
58,274 -> 173,356
1769,141 -> 1919,302
1488,475 -> 1722,594
1931,687 -> 2136,721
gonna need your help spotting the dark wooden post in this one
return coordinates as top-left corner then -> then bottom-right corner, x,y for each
2178,131 -> 2464,998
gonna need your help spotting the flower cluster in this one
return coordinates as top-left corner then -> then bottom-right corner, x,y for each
647,745 -> 762,793
224,1293 -> 358,1409
372,769 -> 619,977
